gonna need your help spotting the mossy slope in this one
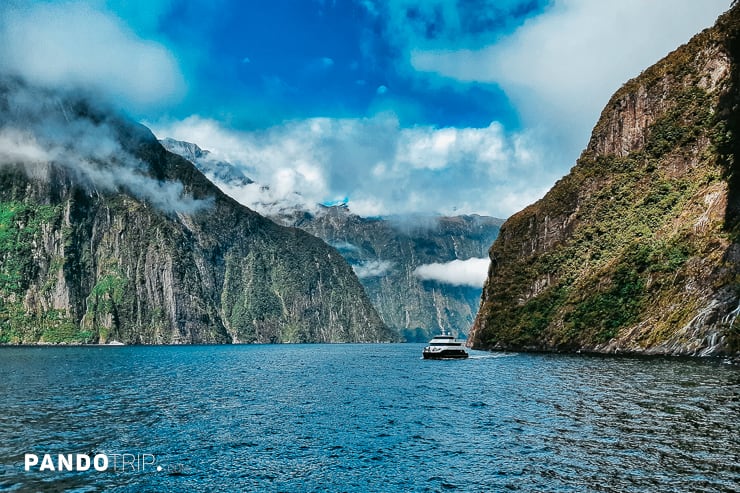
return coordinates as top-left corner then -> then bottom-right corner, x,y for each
471,5 -> 740,356
0,83 -> 392,344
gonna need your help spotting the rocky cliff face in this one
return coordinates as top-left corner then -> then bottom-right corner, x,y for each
0,79 -> 392,344
161,139 -> 502,342
471,5 -> 740,356
285,206 -> 501,341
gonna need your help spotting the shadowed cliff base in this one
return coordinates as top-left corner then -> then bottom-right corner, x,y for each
715,4 -> 740,352
716,3 -> 740,237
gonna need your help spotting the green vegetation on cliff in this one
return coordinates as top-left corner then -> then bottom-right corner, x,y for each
0,79 -> 393,345
0,201 -> 91,343
284,206 -> 501,341
160,138 -> 503,343
471,5 -> 740,356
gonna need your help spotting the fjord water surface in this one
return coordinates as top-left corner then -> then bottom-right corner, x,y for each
0,344 -> 738,492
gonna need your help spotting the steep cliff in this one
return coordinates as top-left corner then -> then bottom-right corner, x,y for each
161,139 -> 502,342
0,78 -> 392,344
471,5 -> 740,356
286,206 -> 501,341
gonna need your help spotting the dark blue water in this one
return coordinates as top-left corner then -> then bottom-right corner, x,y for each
0,344 -> 738,492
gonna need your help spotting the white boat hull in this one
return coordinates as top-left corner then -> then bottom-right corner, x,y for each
422,347 -> 468,359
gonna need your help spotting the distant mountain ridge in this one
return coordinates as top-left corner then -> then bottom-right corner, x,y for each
0,78 -> 392,344
161,138 -> 502,341
471,5 -> 740,356
159,137 -> 254,187
284,205 -> 502,341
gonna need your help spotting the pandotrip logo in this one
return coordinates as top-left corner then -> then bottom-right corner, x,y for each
24,453 -> 162,473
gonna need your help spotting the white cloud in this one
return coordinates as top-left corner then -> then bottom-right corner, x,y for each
353,260 -> 394,279
411,0 -> 729,161
154,1 -> 728,221
0,128 -> 53,164
0,2 -> 185,110
331,241 -> 360,252
414,258 -> 490,288
217,181 -> 313,218
396,123 -> 506,170
0,83 -> 211,214
152,114 -> 548,218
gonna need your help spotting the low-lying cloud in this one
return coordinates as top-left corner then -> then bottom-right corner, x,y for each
0,82 -> 211,214
331,241 -> 360,252
414,258 -> 490,288
353,260 -> 394,279
153,114 -> 550,218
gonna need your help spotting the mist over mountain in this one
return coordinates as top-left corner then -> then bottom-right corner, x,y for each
159,137 -> 254,188
160,137 -> 502,341
285,206 -> 502,341
0,77 -> 392,344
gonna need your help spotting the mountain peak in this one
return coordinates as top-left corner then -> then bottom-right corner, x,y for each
159,137 -> 254,188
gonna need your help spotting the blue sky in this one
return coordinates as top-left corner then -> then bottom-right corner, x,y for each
107,0 -> 535,129
0,0 -> 730,217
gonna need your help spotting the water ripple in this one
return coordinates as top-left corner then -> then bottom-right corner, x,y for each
0,345 -> 738,492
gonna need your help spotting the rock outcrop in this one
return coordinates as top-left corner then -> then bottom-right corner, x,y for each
0,78 -> 392,344
470,5 -> 740,356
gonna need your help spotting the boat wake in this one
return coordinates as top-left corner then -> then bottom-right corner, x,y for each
466,352 -> 517,360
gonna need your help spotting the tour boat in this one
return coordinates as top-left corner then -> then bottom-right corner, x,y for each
422,331 -> 469,359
